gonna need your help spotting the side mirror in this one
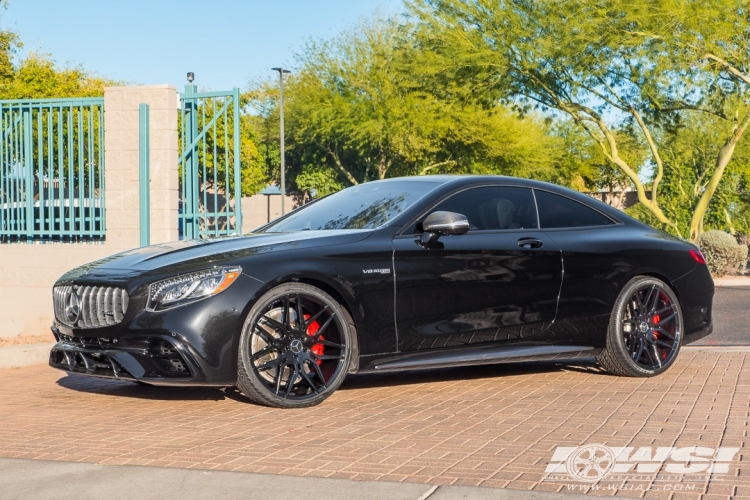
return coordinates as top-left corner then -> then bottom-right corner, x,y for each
420,211 -> 470,244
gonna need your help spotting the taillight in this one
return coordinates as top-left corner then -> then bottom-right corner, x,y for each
689,249 -> 707,265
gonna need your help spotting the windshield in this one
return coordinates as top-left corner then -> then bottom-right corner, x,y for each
261,181 -> 439,232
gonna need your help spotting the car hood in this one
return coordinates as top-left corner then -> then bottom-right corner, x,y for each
58,230 -> 374,283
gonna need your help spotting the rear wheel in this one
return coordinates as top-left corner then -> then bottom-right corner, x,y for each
237,283 -> 353,408
597,276 -> 683,377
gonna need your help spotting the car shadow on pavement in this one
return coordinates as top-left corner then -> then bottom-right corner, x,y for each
55,373 -> 246,402
53,360 -> 604,402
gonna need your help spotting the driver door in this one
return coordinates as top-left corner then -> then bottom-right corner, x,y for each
392,185 -> 563,351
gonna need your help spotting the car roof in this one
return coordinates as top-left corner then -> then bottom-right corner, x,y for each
381,174 -> 564,189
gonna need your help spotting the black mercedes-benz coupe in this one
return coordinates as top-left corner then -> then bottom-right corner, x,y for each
49,175 -> 714,408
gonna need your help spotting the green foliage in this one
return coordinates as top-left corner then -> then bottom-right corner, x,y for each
0,11 -> 111,205
0,53 -> 114,99
235,113 -> 267,196
250,17 -> 575,192
179,94 -> 267,198
295,164 -> 344,198
547,120 -> 635,193
0,1 -> 17,83
627,111 -> 750,236
0,34 -> 15,81
697,230 -> 749,276
406,0 -> 750,239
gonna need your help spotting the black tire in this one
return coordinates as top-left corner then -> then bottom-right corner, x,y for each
237,283 -> 354,408
597,276 -> 683,377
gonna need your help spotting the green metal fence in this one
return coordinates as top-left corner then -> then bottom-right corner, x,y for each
179,86 -> 242,240
0,97 -> 105,243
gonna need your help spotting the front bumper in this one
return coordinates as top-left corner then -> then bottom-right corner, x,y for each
49,327 -> 215,386
48,272 -> 264,386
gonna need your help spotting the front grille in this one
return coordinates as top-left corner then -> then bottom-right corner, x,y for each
53,285 -> 129,329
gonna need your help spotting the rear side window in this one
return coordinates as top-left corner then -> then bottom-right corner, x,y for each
534,190 -> 614,228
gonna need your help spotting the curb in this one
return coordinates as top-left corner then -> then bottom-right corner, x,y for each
0,343 -> 54,369
714,277 -> 750,287
683,345 -> 750,352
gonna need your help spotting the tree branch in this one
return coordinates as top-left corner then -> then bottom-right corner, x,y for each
419,159 -> 456,175
689,107 -> 750,240
627,105 -> 666,205
660,105 -> 728,121
327,146 -> 359,186
704,53 -> 750,86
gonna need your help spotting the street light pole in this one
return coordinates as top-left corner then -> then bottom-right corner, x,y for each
271,67 -> 291,215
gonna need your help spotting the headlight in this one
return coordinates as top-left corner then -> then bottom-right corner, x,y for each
147,266 -> 242,311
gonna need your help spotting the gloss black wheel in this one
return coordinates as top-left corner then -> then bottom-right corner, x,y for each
597,276 -> 683,377
237,283 -> 353,408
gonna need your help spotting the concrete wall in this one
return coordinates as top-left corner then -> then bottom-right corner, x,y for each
241,194 -> 300,233
0,85 -> 178,339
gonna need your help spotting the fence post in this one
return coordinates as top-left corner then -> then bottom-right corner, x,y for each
183,83 -> 198,239
232,87 -> 242,235
139,103 -> 150,247
22,106 -> 33,237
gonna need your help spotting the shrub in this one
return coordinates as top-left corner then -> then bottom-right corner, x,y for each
697,230 -> 749,276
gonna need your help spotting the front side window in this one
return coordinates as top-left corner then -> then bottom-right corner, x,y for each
262,181 -> 439,232
430,186 -> 538,231
534,190 -> 614,228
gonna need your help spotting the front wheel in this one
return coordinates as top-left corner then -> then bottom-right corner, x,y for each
597,276 -> 683,377
237,283 -> 354,408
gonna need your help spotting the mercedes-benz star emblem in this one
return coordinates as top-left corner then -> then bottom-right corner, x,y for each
290,339 -> 303,354
65,291 -> 81,324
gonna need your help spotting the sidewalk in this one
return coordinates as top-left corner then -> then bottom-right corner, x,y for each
0,342 -> 54,368
713,276 -> 750,287
0,457 -> 588,500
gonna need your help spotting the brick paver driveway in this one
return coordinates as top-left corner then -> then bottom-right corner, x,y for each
1,347 -> 748,499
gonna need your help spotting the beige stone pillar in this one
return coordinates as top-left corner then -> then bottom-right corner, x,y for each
103,85 -> 178,248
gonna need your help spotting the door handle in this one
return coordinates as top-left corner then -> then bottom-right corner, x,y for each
517,237 -> 543,249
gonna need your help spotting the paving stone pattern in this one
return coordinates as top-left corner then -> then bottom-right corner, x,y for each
0,349 -> 748,500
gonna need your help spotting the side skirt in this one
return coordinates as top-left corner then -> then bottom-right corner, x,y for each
356,343 -> 602,373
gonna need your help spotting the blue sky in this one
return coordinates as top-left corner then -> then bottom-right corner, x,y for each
4,0 -> 403,91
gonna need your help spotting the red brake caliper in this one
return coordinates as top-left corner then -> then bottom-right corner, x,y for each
304,314 -> 324,365
652,296 -> 668,359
